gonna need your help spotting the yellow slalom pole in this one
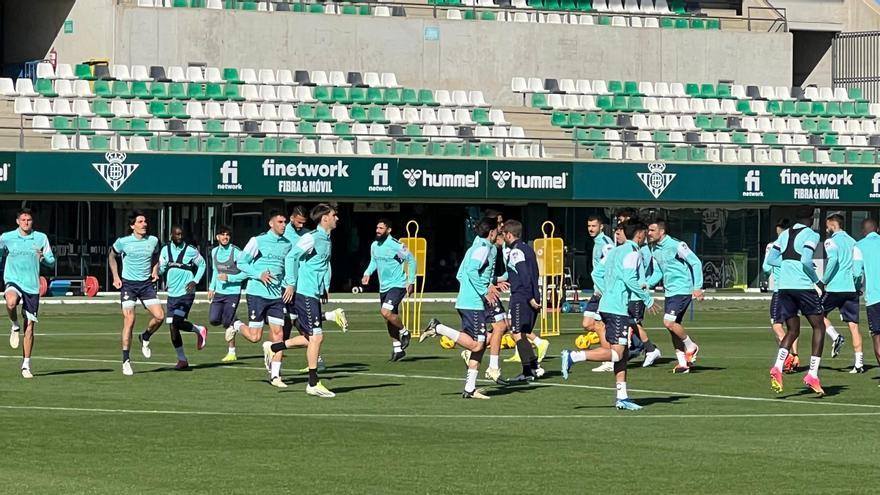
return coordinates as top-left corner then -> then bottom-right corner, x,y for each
400,220 -> 427,337
535,221 -> 563,337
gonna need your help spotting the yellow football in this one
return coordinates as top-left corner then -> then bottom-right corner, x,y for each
575,331 -> 601,350
501,333 -> 516,349
440,335 -> 456,349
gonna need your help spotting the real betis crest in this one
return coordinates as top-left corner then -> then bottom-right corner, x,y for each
93,152 -> 139,192
637,162 -> 676,199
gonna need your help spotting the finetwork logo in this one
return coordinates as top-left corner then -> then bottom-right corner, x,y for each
369,162 -> 392,192
742,170 -> 764,197
637,162 -> 675,199
402,169 -> 480,188
217,160 -> 242,190
491,170 -> 568,190
0,162 -> 11,182
93,152 -> 138,191
871,172 -> 880,199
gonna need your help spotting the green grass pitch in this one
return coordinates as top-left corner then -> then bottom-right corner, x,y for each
0,299 -> 878,493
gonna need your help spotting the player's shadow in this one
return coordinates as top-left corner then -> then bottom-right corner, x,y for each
483,383 -> 541,397
630,395 -> 690,406
398,356 -> 445,362
190,361 -> 243,371
36,368 -> 114,377
783,384 -> 848,398
324,362 -> 369,372
323,383 -> 402,394
685,365 -> 726,373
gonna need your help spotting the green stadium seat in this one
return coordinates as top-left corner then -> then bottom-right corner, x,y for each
315,86 -> 333,104
206,83 -> 225,101
801,119 -> 818,134
707,19 -> 721,30
480,11 -> 497,20
607,80 -> 623,94
568,112 -> 586,127
695,115 -> 712,130
206,119 -> 227,137
111,118 -> 131,136
599,113 -> 617,128
690,19 -> 706,29
334,123 -> 353,140
188,83 -> 208,101
716,84 -> 732,99
861,151 -> 876,165
824,134 -> 838,145
93,100 -> 114,118
685,83 -> 700,97
845,149 -> 861,164
150,82 -> 170,100
402,89 -> 419,106
385,88 -> 403,105
799,148 -> 816,163
242,1 -> 258,11
731,131 -> 747,144
766,100 -> 782,115
736,99 -> 756,116
690,146 -> 708,161
392,141 -> 409,155
472,108 -> 493,126
659,17 -> 674,28
406,124 -> 425,142
593,143 -> 612,159
36,79 -> 58,97
263,137 -> 279,153
830,148 -> 845,163
653,131 -> 669,143
243,137 -> 262,153
780,100 -> 796,117
409,141 -> 427,155
794,101 -> 811,117
223,68 -> 241,84
166,82 -> 187,100
169,136 -> 195,152
332,87 -> 351,105
584,113 -> 601,128
623,81 -> 640,96
130,119 -> 152,137
847,87 -> 863,100
148,136 -> 164,152
545,0 -> 561,9
531,93 -> 551,110
112,81 -> 133,99
711,116 -> 727,131
350,87 -> 368,105
169,101 -> 189,119
840,101 -> 857,117
341,5 -> 358,14
367,106 -> 389,124
577,0 -> 592,10
824,102 -> 842,118
810,101 -> 826,117
674,18 -> 689,29
149,101 -> 171,119
75,64 -> 95,80
670,0 -> 686,14
52,116 -> 72,135
73,117 -> 94,135
280,138 -> 300,153
315,105 -> 336,123
372,141 -> 391,155
816,119 -> 833,134
367,87 -> 387,105
597,15 -> 611,25
132,81 -> 151,99
223,84 -> 244,101
613,95 -> 630,112
596,95 -> 613,111
350,106 -> 369,123
206,137 -> 228,153
297,122 -> 316,135
551,112 -> 569,127
762,133 -> 778,145
90,136 -> 111,151
418,89 -> 438,106
628,96 -> 646,113
700,84 -> 716,99
463,10 -> 476,20
297,105 -> 317,122
855,101 -> 871,117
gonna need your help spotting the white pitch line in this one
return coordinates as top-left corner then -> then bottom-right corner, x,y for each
0,404 -> 877,420
2,354 -> 879,410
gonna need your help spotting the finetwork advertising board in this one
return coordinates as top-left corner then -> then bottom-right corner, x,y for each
12,151 -> 880,204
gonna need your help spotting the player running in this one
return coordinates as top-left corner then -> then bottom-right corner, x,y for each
561,221 -> 655,410
646,219 -> 703,373
208,226 -> 243,362
109,210 -> 164,376
584,215 -> 615,373
419,217 -> 499,399
264,203 -> 343,398
762,218 -> 800,373
223,210 -> 294,388
361,218 -> 416,361
1,208 -> 55,378
284,205 -> 347,372
766,206 -> 827,395
634,227 -> 662,367
820,213 -> 864,373
500,220 -> 544,382
855,218 -> 880,375
157,225 -> 207,370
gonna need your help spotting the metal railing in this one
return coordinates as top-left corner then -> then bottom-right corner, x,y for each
833,31 -> 880,105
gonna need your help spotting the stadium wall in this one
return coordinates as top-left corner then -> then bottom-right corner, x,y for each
45,4 -> 794,106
